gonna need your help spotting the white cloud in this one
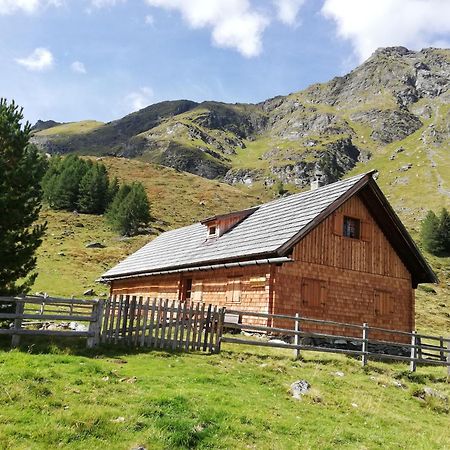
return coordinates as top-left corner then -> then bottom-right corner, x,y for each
145,0 -> 269,57
15,48 -> 54,71
71,61 -> 87,74
273,0 -> 306,26
125,87 -> 154,112
322,0 -> 450,61
0,0 -> 62,14
89,0 -> 124,8
0,0 -> 40,14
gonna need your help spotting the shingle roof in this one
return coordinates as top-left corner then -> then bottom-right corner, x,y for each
102,172 -> 373,280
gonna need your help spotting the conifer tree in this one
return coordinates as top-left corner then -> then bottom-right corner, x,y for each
0,99 -> 47,295
106,182 -> 150,235
438,208 -> 450,253
421,210 -> 445,255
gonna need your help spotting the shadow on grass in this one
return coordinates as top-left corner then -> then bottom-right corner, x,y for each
0,335 -> 213,359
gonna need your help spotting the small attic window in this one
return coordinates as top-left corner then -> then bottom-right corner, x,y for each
343,216 -> 361,239
208,225 -> 218,237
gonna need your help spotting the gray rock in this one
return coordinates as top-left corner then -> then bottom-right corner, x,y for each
399,163 -> 413,172
290,380 -> 310,399
69,322 -> 88,332
85,242 -> 105,249
332,371 -> 345,377
423,387 -> 448,401
83,288 -> 95,296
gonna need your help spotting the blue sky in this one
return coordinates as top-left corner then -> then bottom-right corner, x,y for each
1,0 -> 449,124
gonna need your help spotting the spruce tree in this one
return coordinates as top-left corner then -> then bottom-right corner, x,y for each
438,208 -> 450,253
421,210 -> 443,255
77,163 -> 109,214
106,182 -> 150,235
0,99 -> 47,295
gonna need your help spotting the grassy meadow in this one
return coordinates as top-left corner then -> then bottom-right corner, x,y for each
0,338 -> 449,450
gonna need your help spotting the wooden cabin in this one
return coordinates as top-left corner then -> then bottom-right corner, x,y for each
101,171 -> 436,339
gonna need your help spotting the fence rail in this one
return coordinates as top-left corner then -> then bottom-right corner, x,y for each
101,296 -> 224,353
0,296 -> 103,348
222,309 -> 450,375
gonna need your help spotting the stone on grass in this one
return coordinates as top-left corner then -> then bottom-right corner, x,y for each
85,242 -> 105,249
83,288 -> 95,296
290,380 -> 310,400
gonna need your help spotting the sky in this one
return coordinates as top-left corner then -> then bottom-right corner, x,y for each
1,0 -> 449,124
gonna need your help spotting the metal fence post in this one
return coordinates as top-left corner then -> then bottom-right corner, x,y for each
361,323 -> 368,367
409,330 -> 417,372
294,313 -> 301,360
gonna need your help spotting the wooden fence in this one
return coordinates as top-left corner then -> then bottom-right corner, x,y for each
101,296 -> 225,353
0,296 -> 103,348
221,309 -> 450,375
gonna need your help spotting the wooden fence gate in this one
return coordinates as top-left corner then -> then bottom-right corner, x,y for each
101,297 -> 225,353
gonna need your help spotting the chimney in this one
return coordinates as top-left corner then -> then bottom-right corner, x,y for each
310,179 -> 323,191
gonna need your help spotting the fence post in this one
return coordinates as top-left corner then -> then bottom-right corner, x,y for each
11,299 -> 24,348
87,300 -> 103,348
409,330 -> 417,372
293,313 -> 301,360
215,306 -> 225,354
447,339 -> 450,381
361,323 -> 368,367
439,336 -> 444,361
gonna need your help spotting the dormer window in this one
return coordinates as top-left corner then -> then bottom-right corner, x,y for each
208,225 -> 218,237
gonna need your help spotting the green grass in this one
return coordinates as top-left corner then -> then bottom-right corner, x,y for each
35,120 -> 104,136
0,338 -> 448,450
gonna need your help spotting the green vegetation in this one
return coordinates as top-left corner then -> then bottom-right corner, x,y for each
35,120 -> 104,136
421,209 -> 450,255
43,155 -> 114,214
0,339 -> 448,449
0,99 -> 47,295
106,182 -> 151,236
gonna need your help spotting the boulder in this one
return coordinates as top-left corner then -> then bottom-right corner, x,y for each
290,380 -> 310,399
83,288 -> 95,296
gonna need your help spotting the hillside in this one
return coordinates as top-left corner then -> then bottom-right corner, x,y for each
32,157 -> 272,299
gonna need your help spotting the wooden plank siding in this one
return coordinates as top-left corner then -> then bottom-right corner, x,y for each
110,193 -> 416,342
273,194 -> 414,341
111,266 -> 271,327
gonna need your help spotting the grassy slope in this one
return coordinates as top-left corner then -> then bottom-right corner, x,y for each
36,120 -> 104,136
0,340 -> 448,450
32,157 -> 272,298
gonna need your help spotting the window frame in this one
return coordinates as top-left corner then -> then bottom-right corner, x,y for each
343,215 -> 361,240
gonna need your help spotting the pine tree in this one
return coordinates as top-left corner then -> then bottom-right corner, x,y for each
421,210 -> 444,255
107,176 -> 120,206
50,156 -> 89,211
0,99 -> 47,295
106,182 -> 150,235
438,208 -> 450,254
77,163 -> 109,214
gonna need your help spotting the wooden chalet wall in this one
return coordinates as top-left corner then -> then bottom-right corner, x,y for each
111,265 -> 272,326
273,193 -> 414,340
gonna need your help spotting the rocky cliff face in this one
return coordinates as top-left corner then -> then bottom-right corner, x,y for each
31,47 -> 449,189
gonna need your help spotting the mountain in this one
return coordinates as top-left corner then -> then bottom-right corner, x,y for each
31,46 -> 449,197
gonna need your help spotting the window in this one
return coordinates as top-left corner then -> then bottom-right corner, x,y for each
343,216 -> 361,239
208,225 -> 218,237
226,277 -> 242,304
181,279 -> 193,301
374,290 -> 393,316
301,278 -> 328,309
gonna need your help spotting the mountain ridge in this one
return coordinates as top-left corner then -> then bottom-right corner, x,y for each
31,46 -> 449,197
